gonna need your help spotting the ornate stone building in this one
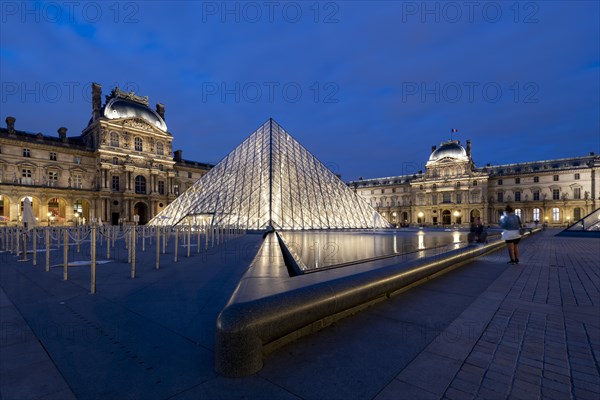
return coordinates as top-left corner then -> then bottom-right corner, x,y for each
0,83 -> 211,226
350,139 -> 599,227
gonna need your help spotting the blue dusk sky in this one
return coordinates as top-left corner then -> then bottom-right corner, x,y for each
1,1 -> 599,180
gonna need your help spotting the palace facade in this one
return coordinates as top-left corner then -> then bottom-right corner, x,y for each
350,140 -> 599,227
0,83 -> 211,226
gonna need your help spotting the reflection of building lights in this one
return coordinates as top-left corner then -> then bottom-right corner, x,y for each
452,231 -> 461,248
418,231 -> 425,249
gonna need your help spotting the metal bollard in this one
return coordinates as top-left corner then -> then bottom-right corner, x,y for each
63,229 -> 69,280
91,225 -> 97,294
156,227 -> 160,270
45,229 -> 50,272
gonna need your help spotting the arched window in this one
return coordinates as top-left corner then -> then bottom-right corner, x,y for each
110,132 -> 119,147
134,137 -> 143,152
135,175 -> 146,194
533,208 -> 540,222
156,142 -> 164,155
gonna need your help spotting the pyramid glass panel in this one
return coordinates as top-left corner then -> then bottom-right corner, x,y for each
148,119 -> 390,230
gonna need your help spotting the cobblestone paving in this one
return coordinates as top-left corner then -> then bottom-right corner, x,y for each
440,232 -> 600,400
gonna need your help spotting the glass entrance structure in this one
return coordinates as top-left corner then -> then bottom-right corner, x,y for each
148,119 -> 389,230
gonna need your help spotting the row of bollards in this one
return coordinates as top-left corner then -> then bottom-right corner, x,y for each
0,224 -> 246,295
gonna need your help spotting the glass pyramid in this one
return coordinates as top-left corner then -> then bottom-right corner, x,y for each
148,119 -> 390,230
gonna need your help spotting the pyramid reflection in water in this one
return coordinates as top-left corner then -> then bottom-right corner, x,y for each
148,119 -> 389,230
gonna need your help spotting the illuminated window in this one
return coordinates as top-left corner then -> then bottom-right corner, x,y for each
73,200 -> 83,214
134,137 -> 143,151
533,208 -> 540,221
552,207 -> 560,222
515,209 -> 522,218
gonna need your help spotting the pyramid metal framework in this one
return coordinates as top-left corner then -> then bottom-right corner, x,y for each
148,119 -> 389,230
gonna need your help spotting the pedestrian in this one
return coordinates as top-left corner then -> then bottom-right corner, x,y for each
499,205 -> 521,264
475,217 -> 487,243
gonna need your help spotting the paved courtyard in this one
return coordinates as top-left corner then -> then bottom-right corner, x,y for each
0,229 -> 598,399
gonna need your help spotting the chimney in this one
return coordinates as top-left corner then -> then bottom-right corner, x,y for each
156,103 -> 165,120
58,127 -> 68,142
92,83 -> 102,120
174,149 -> 182,162
466,139 -> 472,157
6,116 -> 16,134
431,145 -> 436,152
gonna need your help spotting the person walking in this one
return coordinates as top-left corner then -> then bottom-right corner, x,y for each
500,205 -> 522,264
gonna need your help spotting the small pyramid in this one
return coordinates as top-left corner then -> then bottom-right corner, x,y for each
149,119 -> 389,230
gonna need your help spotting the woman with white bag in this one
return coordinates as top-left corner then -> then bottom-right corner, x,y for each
500,204 -> 522,265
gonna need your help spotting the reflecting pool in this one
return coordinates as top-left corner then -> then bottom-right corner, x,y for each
279,229 -> 473,272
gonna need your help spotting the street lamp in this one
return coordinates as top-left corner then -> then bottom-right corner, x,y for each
74,212 -> 79,227
453,210 -> 460,227
417,211 -> 424,226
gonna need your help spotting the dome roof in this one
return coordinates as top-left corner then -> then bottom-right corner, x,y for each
428,140 -> 468,162
103,97 -> 167,132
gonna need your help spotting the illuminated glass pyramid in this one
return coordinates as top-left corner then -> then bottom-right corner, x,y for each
149,119 -> 389,230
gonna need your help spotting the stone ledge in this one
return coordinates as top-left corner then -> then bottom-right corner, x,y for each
215,230 -> 539,377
